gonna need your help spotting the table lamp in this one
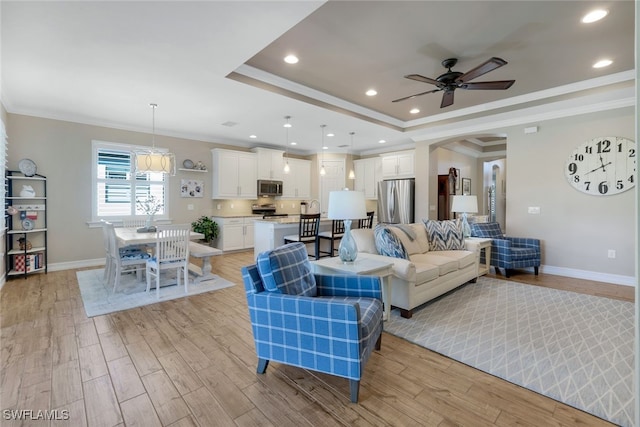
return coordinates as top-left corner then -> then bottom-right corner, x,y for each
328,190 -> 367,264
451,195 -> 478,238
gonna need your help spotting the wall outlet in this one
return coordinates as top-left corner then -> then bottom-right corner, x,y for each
216,204 -> 221,210
608,249 -> 616,259
187,204 -> 194,211
280,204 -> 284,209
528,206 -> 540,214
230,203 -> 234,209
291,203 -> 295,208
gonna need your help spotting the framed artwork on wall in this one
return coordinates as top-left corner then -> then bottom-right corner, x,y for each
181,179 -> 204,198
462,178 -> 471,195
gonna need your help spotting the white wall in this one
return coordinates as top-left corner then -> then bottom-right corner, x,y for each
417,106 -> 635,285
504,108 -> 635,282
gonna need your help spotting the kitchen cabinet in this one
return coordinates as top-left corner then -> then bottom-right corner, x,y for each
213,216 -> 257,251
381,150 -> 415,178
354,157 -> 382,199
281,158 -> 311,199
211,148 -> 257,199
252,147 -> 285,181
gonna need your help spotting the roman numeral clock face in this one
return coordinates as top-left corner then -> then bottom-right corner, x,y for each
565,136 -> 636,196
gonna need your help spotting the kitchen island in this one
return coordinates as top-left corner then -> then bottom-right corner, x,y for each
253,216 -> 333,258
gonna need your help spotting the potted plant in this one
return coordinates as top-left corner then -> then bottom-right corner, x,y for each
191,216 -> 218,244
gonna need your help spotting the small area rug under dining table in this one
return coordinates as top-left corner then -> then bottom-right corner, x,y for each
77,268 -> 235,317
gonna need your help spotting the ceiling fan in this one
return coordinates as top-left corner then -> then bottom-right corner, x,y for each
392,57 -> 515,108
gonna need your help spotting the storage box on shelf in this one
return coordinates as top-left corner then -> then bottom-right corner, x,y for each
5,171 -> 48,278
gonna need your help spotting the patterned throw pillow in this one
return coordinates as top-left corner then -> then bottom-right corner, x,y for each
256,242 -> 317,297
470,222 -> 503,239
374,224 -> 409,259
422,219 -> 465,251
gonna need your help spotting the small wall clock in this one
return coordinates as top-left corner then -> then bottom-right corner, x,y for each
565,136 -> 636,196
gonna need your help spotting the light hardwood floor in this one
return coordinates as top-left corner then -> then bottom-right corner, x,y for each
0,251 -> 633,426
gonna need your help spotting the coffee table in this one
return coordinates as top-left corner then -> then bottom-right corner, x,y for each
311,255 -> 393,320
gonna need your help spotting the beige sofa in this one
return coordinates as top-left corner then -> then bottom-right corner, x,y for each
351,223 -> 480,318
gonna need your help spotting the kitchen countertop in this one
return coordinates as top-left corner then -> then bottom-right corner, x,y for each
254,216 -> 330,224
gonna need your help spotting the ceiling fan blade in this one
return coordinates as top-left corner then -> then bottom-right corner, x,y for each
456,57 -> 508,83
392,88 -> 441,103
460,80 -> 515,90
440,90 -> 454,108
404,74 -> 440,86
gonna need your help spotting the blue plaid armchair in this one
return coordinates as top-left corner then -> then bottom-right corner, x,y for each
470,222 -> 541,278
241,242 -> 383,403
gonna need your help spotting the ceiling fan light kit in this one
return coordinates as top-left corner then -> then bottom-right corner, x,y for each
393,57 -> 516,108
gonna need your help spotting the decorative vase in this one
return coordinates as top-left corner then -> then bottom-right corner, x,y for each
145,215 -> 154,230
338,219 -> 358,264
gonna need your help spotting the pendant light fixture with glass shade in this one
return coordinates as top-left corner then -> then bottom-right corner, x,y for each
348,131 -> 356,180
319,124 -> 327,176
283,116 -> 291,174
133,103 -> 176,175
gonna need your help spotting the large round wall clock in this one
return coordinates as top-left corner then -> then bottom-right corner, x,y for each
565,136 -> 636,196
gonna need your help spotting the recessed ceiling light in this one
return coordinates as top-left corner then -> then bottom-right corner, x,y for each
410,108 -> 420,114
290,141 -> 297,145
327,133 -> 334,137
593,59 -> 613,68
378,139 -> 386,144
581,9 -> 608,23
284,54 -> 299,64
322,146 -> 328,150
249,135 -> 257,139
366,89 -> 377,96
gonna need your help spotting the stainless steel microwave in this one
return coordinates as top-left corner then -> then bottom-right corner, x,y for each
257,180 -> 283,197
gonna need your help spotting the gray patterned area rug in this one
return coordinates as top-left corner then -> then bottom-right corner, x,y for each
77,268 -> 235,317
384,276 -> 635,427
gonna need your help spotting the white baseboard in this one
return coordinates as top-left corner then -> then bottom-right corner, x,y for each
541,264 -> 636,287
48,258 -> 106,272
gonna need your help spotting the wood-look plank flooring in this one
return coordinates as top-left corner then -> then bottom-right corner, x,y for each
0,251 -> 633,426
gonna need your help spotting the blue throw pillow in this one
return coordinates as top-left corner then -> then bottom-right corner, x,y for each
256,242 -> 317,297
374,224 -> 409,259
470,222 -> 503,239
422,219 -> 465,251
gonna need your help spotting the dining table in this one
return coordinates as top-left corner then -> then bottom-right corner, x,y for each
114,227 -> 204,247
114,227 -> 212,287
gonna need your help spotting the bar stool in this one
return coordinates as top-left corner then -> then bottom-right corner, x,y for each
317,219 -> 345,258
283,213 -> 321,260
358,211 -> 375,229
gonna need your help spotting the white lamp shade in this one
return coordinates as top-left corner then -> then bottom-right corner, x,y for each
328,190 -> 367,220
134,151 -> 175,175
451,195 -> 478,213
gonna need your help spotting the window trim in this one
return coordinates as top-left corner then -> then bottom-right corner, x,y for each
91,140 -> 170,222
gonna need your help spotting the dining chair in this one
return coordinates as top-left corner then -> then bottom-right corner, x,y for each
358,211 -> 375,229
104,221 -> 150,294
145,224 -> 191,299
317,219 -> 345,258
283,213 -> 321,260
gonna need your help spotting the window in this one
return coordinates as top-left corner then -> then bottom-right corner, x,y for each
92,141 -> 168,220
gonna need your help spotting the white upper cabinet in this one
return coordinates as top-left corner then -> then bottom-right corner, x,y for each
381,150 -> 415,178
354,157 -> 382,199
211,148 -> 257,199
252,147 -> 285,181
281,157 -> 311,199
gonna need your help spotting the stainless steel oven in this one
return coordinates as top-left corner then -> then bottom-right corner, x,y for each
257,180 -> 283,197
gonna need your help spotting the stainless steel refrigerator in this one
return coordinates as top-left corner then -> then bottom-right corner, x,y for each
377,178 -> 415,224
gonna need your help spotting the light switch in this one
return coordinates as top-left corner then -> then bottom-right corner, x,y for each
528,206 -> 540,214
187,204 -> 194,211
